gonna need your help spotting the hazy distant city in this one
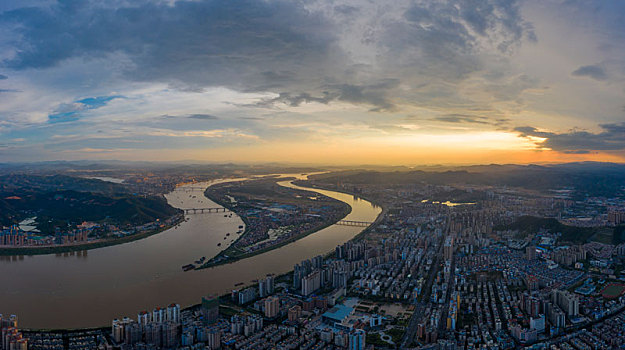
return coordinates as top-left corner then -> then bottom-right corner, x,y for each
2,0 -> 625,349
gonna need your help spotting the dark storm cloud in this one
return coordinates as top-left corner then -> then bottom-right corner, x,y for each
1,0 -> 339,90
572,65 -> 608,81
515,123 -> 625,153
251,92 -> 338,108
248,80 -> 398,111
334,83 -> 397,112
380,0 -> 534,83
1,0 -> 532,100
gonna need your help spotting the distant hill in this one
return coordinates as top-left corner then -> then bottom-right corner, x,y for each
493,215 -> 625,245
494,216 -> 598,243
310,162 -> 625,198
0,174 -> 129,194
0,175 -> 180,234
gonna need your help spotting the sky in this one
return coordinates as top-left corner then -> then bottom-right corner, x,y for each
0,0 -> 624,165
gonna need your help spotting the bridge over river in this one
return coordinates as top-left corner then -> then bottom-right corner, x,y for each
0,176 -> 382,329
183,207 -> 229,214
335,220 -> 373,227
182,210 -> 372,227
174,186 -> 208,192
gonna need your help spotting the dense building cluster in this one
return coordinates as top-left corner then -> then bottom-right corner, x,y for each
1,314 -> 27,350
0,213 -> 182,249
12,177 -> 625,349
207,181 -> 349,256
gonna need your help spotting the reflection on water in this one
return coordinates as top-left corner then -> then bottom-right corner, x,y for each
422,199 -> 476,207
56,250 -> 89,259
0,176 -> 381,329
1,251 -> 89,262
86,176 -> 125,184
0,255 -> 25,262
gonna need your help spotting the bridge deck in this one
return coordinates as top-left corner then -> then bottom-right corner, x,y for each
182,209 -> 372,228
174,186 -> 207,192
183,207 -> 229,214
335,220 -> 373,227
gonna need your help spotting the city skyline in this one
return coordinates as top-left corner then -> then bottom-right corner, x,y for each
2,3 -> 625,347
1,0 -> 624,164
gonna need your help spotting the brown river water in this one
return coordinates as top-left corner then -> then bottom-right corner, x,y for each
0,175 -> 381,329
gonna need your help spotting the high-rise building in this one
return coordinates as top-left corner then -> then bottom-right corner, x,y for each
547,304 -> 566,329
112,318 -> 127,343
0,315 -> 27,350
312,255 -> 323,269
293,264 -> 303,290
0,314 -> 18,329
444,237 -> 454,261
201,295 -> 220,325
137,310 -> 150,326
526,246 -> 537,260
124,322 -> 141,345
334,331 -> 349,348
207,327 -> 221,349
167,303 -> 180,323
266,276 -> 275,295
530,315 -> 545,333
332,269 -> 348,288
264,296 -> 280,318
181,331 -> 194,346
259,276 -> 275,298
608,210 -> 625,225
152,307 -> 165,324
552,290 -> 579,318
288,305 -> 302,322
144,322 -> 162,347
302,270 -> 321,296
238,287 -> 257,305
161,321 -> 179,348
348,329 -> 366,350
320,328 -> 334,343
16,338 -> 28,350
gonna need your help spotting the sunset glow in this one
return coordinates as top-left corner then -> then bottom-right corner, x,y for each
0,0 -> 623,165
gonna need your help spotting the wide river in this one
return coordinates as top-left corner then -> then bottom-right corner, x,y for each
0,175 -> 381,329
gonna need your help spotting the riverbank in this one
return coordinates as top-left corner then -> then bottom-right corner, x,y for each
292,179 -> 388,242
197,179 -> 352,269
20,180 -> 385,331
0,174 -> 382,329
0,214 -> 184,256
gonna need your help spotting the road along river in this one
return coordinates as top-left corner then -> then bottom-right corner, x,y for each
0,175 -> 381,329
